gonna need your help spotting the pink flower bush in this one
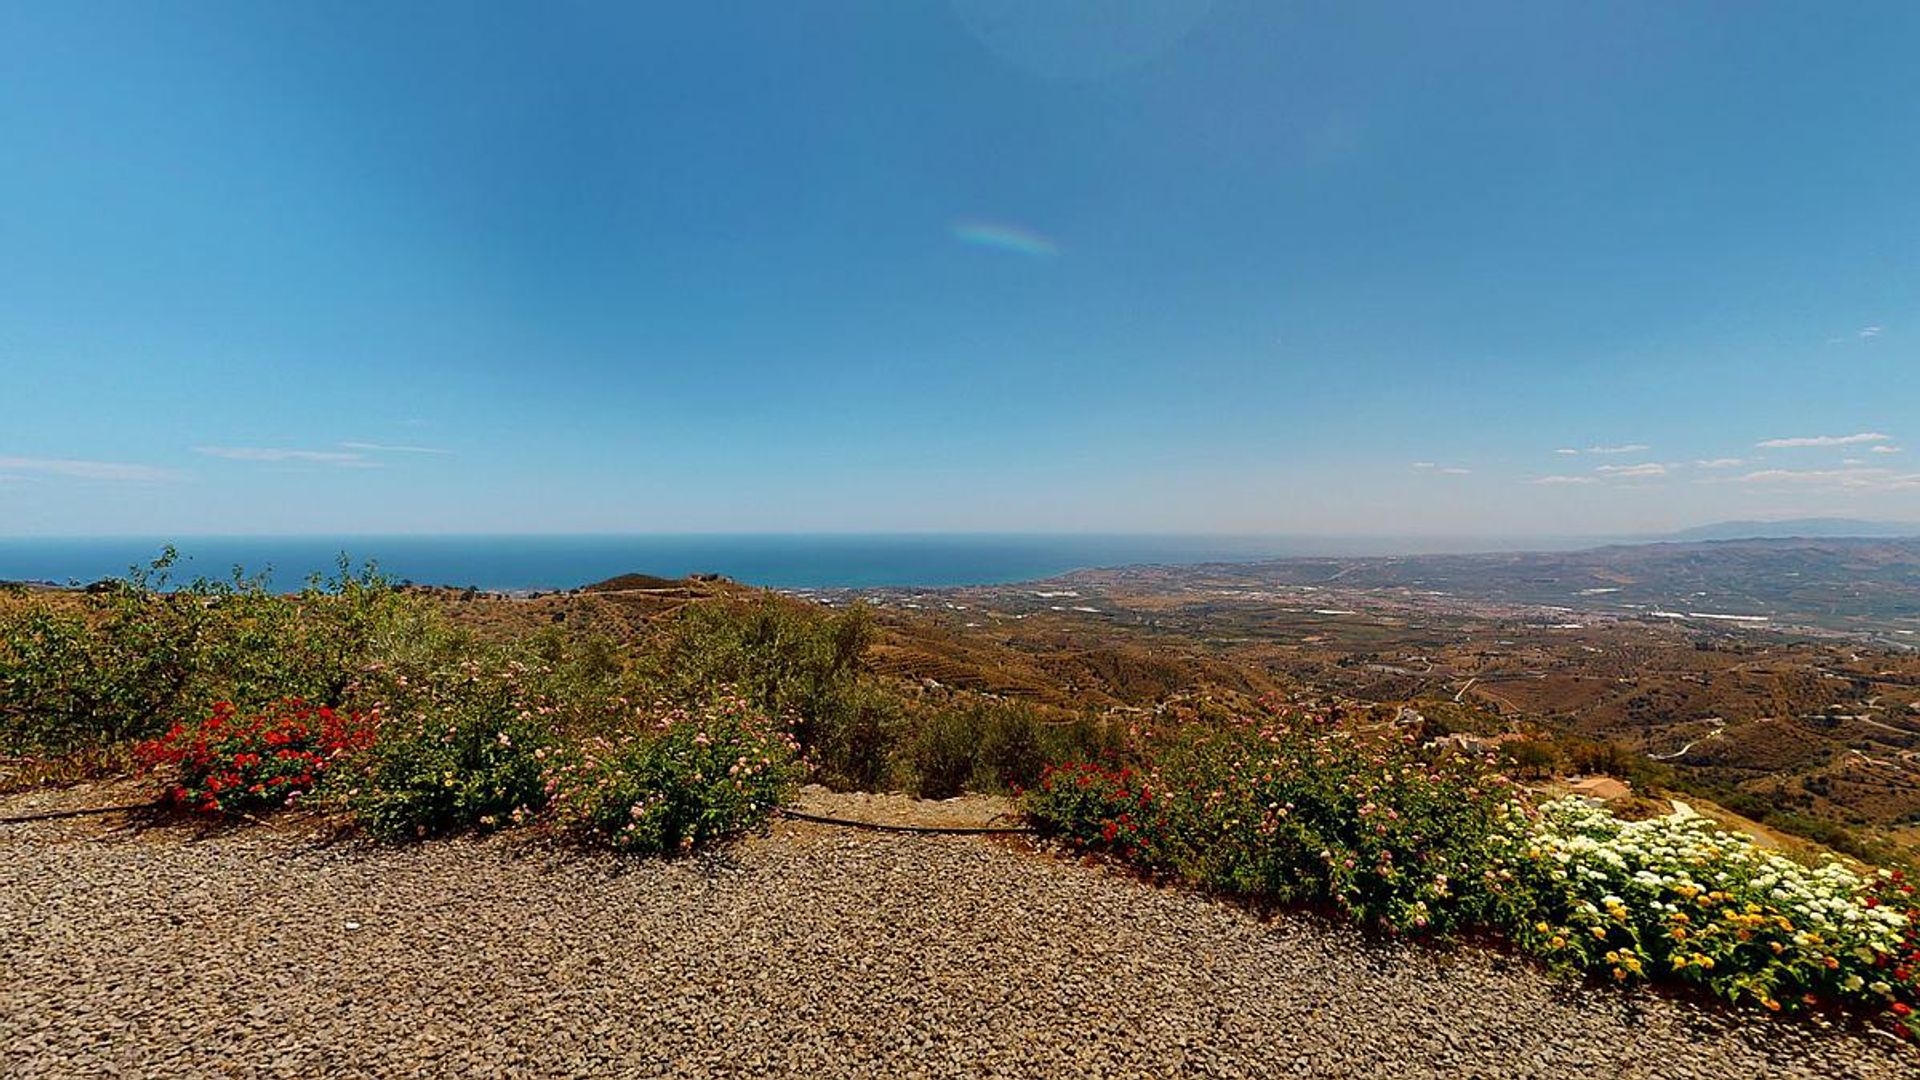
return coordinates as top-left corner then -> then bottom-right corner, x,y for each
1027,702 -> 1523,934
543,693 -> 801,855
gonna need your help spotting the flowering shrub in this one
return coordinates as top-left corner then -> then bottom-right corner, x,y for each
1511,798 -> 1915,1020
135,698 -> 372,814
1027,710 -> 1526,934
1863,869 -> 1919,1039
1028,707 -> 1919,1034
545,695 -> 801,855
1023,761 -> 1156,854
2,549 -> 424,754
340,664 -> 558,840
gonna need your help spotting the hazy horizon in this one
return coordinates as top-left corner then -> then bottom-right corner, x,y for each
9,522 -> 1917,593
6,514 -> 1918,542
4,2 -> 1918,536
9,517 -> 1920,589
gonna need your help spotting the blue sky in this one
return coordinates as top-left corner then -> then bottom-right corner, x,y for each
1,1 -> 1916,537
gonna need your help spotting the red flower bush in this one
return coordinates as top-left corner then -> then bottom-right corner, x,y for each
1025,761 -> 1159,859
135,699 -> 373,814
1865,869 -> 1920,1040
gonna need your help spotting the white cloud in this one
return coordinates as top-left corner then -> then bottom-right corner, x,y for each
1439,466 -> 1472,475
1585,443 -> 1649,455
197,441 -> 450,467
1736,466 -> 1920,490
1411,461 -> 1436,469
341,441 -> 452,455
1553,448 -> 1580,456
1593,462 -> 1669,478
1872,445 -> 1903,455
1694,457 -> 1745,468
0,456 -> 181,482
1412,461 -> 1469,475
1532,475 -> 1598,485
1755,432 -> 1891,448
1859,325 -> 1883,339
195,447 -> 374,467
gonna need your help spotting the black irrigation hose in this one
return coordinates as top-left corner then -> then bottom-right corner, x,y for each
0,801 -> 1035,835
776,807 -> 1034,835
0,801 -> 158,826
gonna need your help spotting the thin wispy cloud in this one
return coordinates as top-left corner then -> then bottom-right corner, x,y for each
1584,443 -> 1649,455
950,220 -> 1060,257
0,456 -> 181,482
1872,445 -> 1903,455
197,440 -> 453,469
1553,448 -> 1580,456
1694,457 -> 1745,468
1755,432 -> 1891,448
1859,325 -> 1883,339
341,442 -> 452,455
1411,461 -> 1437,469
196,447 -> 375,467
1736,466 -> 1920,490
1594,462 -> 1669,478
1411,462 -> 1471,475
1533,460 -> 1669,484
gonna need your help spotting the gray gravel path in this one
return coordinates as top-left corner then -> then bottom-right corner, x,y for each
2,790 -> 1915,1079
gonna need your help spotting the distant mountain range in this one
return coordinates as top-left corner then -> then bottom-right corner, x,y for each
1038,534 -> 1920,641
1660,518 -> 1920,542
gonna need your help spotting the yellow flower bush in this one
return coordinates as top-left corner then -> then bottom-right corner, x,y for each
1509,798 -> 1909,1013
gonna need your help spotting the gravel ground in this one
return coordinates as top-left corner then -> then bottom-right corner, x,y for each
3,787 -> 1916,1079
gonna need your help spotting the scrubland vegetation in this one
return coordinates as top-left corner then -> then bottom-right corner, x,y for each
1025,706 -> 1918,1037
2,551 -> 1915,1039
0,550 -> 1112,839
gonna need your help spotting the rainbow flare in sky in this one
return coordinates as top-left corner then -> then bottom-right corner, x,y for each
950,220 -> 1060,257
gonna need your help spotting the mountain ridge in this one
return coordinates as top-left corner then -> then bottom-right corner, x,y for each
1660,517 -> 1920,542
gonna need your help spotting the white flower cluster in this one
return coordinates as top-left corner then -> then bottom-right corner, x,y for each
1524,797 -> 1908,954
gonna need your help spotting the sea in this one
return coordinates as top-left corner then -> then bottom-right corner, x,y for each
0,534 -> 1518,592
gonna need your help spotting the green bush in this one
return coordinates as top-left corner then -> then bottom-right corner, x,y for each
649,597 -> 867,722
910,707 -> 981,799
646,595 -> 872,759
1500,738 -> 1560,779
973,702 -> 1051,792
544,693 -> 801,854
339,663 -> 557,840
0,605 -> 105,751
511,625 -> 637,734
0,550 -> 425,754
1027,708 -> 1529,934
806,680 -> 899,791
883,694 -> 1117,799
